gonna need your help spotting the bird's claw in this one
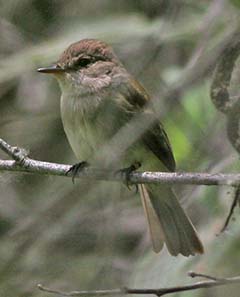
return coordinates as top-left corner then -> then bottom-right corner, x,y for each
66,161 -> 89,184
116,162 -> 141,193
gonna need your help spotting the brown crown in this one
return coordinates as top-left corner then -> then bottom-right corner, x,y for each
58,39 -> 119,67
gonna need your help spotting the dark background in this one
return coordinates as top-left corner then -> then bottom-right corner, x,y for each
0,1 -> 240,296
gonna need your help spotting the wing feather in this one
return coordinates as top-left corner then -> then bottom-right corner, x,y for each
122,78 -> 176,171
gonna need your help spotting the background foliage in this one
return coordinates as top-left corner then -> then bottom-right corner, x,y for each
0,1 -> 240,296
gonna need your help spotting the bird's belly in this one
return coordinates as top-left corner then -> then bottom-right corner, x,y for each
60,93 -> 168,171
125,143 -> 167,172
63,121 -> 94,161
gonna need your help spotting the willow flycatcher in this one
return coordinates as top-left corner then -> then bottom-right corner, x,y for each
38,39 -> 204,256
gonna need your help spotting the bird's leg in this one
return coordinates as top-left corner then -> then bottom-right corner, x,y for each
116,161 -> 141,192
66,161 -> 89,184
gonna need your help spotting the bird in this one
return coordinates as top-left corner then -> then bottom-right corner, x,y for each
38,38 -> 204,256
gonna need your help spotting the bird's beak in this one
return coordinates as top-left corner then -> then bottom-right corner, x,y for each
37,64 -> 65,74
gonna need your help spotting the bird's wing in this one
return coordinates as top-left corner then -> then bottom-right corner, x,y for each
121,77 -> 176,172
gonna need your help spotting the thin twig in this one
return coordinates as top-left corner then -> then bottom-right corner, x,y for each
188,271 -> 225,281
37,272 -> 240,297
38,285 -> 123,297
220,185 -> 240,232
0,138 -> 240,186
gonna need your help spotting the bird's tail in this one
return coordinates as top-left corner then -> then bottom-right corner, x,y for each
139,184 -> 204,256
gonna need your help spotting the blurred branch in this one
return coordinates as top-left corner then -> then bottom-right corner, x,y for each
151,23 -> 239,118
38,272 -> 240,297
211,32 -> 240,113
0,138 -> 240,186
0,15 -> 207,84
210,31 -> 240,153
210,31 -> 240,229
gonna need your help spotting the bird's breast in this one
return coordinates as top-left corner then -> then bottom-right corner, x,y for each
60,91 -> 104,160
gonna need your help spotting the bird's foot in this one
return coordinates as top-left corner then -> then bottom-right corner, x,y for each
66,161 -> 89,184
116,161 -> 141,193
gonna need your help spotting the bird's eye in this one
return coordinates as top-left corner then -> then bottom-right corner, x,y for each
74,58 -> 91,68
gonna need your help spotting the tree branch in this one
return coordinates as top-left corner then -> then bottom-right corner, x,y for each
37,272 -> 240,297
0,138 -> 240,186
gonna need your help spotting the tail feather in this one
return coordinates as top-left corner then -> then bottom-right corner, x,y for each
139,184 -> 164,252
139,184 -> 204,256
